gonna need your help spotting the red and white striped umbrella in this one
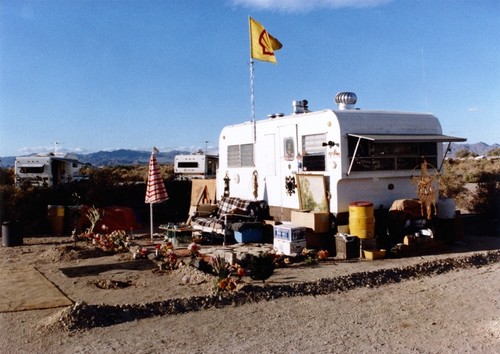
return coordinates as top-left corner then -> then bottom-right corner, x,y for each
145,148 -> 168,240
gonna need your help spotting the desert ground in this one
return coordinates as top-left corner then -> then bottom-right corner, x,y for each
0,219 -> 499,354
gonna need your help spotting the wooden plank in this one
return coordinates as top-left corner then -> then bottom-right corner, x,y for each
190,179 -> 217,205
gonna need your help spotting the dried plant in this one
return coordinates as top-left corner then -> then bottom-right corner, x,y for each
86,206 -> 101,234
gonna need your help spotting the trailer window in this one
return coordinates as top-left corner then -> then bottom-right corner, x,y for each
348,137 -> 438,172
20,166 -> 45,174
302,134 -> 326,171
178,162 -> 199,168
227,143 -> 254,167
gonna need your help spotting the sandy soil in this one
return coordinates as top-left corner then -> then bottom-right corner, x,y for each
0,231 -> 499,353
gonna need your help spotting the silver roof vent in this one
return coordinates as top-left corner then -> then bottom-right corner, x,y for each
293,99 -> 309,114
335,92 -> 357,110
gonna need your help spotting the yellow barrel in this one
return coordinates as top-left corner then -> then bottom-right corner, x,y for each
349,201 -> 375,239
47,205 -> 65,236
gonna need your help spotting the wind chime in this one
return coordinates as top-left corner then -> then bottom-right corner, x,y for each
412,160 -> 439,220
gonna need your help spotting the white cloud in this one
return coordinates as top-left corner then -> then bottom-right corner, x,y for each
230,0 -> 392,12
19,146 -> 54,156
468,107 -> 481,112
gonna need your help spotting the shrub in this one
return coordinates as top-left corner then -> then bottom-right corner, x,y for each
0,164 -> 186,235
439,164 -> 466,199
463,172 -> 499,217
455,148 -> 477,158
246,252 -> 276,284
487,148 -> 500,157
0,168 -> 14,185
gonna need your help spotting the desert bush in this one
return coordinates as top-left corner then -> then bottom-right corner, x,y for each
463,172 -> 499,217
455,149 -> 478,158
439,163 -> 466,200
0,168 -> 14,185
487,148 -> 500,157
0,164 -> 191,235
0,184 -> 53,233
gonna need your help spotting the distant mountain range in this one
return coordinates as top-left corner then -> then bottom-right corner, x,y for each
449,142 -> 500,156
1,143 -> 498,167
0,149 -> 190,167
75,149 -> 190,166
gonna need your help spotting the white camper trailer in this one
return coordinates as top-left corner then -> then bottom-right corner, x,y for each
217,92 -> 466,222
174,154 -> 218,179
15,153 -> 87,187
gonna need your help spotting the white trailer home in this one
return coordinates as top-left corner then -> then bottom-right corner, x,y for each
217,92 -> 466,223
15,153 -> 88,187
174,154 -> 218,179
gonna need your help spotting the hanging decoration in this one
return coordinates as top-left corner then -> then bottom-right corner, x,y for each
252,170 -> 259,199
285,175 -> 296,196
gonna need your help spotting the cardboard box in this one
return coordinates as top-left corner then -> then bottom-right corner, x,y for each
274,224 -> 306,241
273,238 -> 306,256
291,211 -> 330,233
363,249 -> 386,260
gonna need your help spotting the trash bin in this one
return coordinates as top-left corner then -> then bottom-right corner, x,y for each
435,198 -> 456,245
47,205 -> 65,236
2,221 -> 23,247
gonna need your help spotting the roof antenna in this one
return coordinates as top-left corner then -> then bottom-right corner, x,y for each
421,47 -> 428,110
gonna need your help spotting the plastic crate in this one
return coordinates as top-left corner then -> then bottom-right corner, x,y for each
273,224 -> 306,241
273,238 -> 306,255
234,228 -> 263,243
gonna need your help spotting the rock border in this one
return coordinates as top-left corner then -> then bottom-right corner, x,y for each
58,250 -> 500,331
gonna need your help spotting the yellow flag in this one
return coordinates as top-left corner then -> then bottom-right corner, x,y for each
249,17 -> 282,64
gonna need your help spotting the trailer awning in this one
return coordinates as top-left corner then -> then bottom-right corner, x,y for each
346,134 -> 467,176
347,134 -> 467,143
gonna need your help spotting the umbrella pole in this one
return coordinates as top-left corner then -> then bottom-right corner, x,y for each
150,203 -> 153,242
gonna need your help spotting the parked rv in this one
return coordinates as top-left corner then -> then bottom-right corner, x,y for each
174,153 -> 218,179
15,153 -> 88,187
217,92 -> 466,222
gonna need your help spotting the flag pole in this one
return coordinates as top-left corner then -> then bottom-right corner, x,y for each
249,16 -> 256,142
250,59 -> 256,142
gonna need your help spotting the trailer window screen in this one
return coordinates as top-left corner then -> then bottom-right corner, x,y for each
227,144 -> 254,167
302,134 -> 326,171
348,136 -> 438,172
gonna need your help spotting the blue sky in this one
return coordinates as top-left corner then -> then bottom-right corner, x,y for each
1,0 -> 499,157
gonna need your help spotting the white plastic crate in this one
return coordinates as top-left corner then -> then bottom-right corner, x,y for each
273,224 -> 306,242
274,238 -> 306,255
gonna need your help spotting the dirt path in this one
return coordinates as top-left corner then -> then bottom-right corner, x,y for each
0,261 -> 499,353
0,229 -> 499,353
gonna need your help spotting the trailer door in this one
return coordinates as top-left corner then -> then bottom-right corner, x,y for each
277,124 -> 300,210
